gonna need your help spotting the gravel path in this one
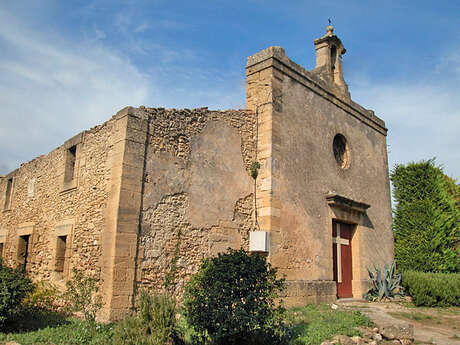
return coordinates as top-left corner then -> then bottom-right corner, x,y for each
337,300 -> 460,345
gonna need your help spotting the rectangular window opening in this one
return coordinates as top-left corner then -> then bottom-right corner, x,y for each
55,235 -> 67,272
4,178 -> 13,210
64,146 -> 77,183
0,243 -> 4,258
18,235 -> 30,271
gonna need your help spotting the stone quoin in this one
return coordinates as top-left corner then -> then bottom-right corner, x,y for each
0,26 -> 393,321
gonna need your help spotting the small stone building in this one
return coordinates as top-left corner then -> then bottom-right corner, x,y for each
0,26 -> 393,321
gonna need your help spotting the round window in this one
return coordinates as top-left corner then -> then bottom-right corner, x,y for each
333,134 -> 350,168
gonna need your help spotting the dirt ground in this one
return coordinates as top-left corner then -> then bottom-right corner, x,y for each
337,300 -> 460,345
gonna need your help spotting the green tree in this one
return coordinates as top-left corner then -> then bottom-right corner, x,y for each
445,175 -> 460,211
391,159 -> 460,273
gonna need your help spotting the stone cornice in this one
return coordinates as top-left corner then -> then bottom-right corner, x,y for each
326,193 -> 370,213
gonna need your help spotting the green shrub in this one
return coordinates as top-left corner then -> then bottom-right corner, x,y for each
24,280 -> 69,315
63,268 -> 102,322
0,261 -> 34,328
113,290 -> 179,345
402,271 -> 460,307
6,280 -> 69,333
184,248 -> 287,345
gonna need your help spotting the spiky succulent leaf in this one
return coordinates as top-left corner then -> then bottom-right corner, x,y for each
363,261 -> 403,301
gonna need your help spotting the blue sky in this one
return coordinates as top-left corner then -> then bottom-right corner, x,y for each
0,0 -> 459,181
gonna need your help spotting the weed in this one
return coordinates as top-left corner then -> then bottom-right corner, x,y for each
63,268 -> 102,322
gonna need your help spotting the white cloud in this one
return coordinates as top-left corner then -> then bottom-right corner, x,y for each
0,8 -> 153,174
0,5 -> 246,175
351,63 -> 460,180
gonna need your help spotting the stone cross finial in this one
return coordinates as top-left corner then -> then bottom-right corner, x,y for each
326,19 -> 334,35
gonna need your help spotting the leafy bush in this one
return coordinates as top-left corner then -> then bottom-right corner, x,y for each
0,261 -> 33,328
63,268 -> 102,322
184,248 -> 287,345
113,290 -> 179,345
402,271 -> 460,307
391,159 -> 460,273
363,262 -> 403,301
5,280 -> 69,333
24,280 -> 69,315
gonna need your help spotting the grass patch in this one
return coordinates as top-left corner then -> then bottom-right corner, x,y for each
287,304 -> 373,345
0,304 -> 373,345
0,318 -> 114,345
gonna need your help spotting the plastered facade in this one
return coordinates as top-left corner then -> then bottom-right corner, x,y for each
0,26 -> 393,320
245,26 -> 393,305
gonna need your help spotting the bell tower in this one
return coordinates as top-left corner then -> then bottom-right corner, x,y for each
313,25 -> 350,98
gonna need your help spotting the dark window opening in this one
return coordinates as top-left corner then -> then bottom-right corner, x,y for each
55,235 -> 67,272
333,134 -> 349,168
0,243 -> 4,258
64,146 -> 77,183
331,45 -> 337,72
18,235 -> 30,271
4,178 -> 13,210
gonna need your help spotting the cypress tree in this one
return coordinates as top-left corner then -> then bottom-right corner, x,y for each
391,159 -> 460,273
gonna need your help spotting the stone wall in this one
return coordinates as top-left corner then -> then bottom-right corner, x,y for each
0,106 -> 257,319
136,107 -> 256,299
0,118 -> 117,285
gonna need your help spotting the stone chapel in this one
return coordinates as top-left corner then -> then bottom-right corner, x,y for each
0,26 -> 393,321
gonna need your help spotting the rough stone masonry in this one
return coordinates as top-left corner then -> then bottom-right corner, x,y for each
0,26 -> 393,321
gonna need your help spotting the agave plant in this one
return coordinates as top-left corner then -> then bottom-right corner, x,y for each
363,262 -> 403,301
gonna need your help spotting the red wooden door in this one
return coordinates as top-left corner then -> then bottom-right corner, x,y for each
332,221 -> 353,298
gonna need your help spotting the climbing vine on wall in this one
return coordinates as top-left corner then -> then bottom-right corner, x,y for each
164,228 -> 182,290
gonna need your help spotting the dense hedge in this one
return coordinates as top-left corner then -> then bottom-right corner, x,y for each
402,271 -> 460,307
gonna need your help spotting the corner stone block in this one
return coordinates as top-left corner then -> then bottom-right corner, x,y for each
122,142 -> 145,168
117,207 -> 140,225
115,106 -> 136,118
116,220 -> 139,235
110,295 -> 131,310
118,189 -> 142,210
124,139 -> 146,158
114,232 -> 138,256
111,280 -> 135,295
125,127 -> 148,144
